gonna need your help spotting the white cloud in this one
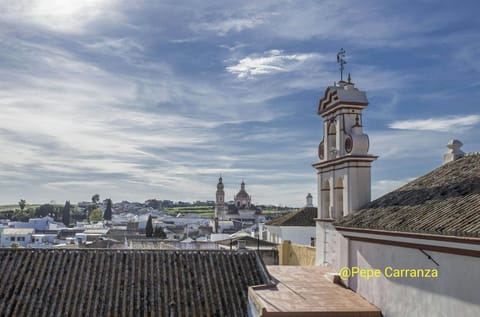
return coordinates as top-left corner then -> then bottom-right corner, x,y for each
226,50 -> 322,78
196,16 -> 264,36
0,0 -> 120,34
388,115 -> 480,132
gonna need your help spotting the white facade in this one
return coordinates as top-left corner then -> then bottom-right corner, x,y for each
9,216 -> 65,231
337,230 -> 480,317
266,225 -> 316,246
1,228 -> 34,247
31,234 -> 58,247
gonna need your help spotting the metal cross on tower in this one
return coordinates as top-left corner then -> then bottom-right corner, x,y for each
337,48 -> 347,81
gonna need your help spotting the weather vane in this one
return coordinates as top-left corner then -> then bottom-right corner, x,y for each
337,48 -> 347,82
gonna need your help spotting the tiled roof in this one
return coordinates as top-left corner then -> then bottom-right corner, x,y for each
216,236 -> 278,248
266,207 -> 317,226
249,266 -> 381,316
335,154 -> 480,237
0,249 -> 271,316
128,240 -> 177,249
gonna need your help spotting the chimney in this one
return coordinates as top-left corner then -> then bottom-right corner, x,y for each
443,140 -> 465,165
306,193 -> 313,207
214,217 -> 219,233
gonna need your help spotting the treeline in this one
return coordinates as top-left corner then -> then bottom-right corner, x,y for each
0,202 -> 85,223
1,195 -> 114,227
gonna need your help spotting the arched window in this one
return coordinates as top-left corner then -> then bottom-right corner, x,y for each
322,180 -> 331,218
327,122 -> 337,159
336,178 -> 344,218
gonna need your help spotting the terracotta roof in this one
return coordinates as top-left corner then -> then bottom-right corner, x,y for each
0,249 -> 271,316
249,266 -> 381,316
266,207 -> 317,226
335,154 -> 480,237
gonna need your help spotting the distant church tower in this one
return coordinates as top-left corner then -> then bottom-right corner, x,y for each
314,50 -> 377,267
215,176 -> 226,220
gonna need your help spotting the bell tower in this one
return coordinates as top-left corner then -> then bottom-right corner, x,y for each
215,176 -> 226,220
314,50 -> 377,267
315,77 -> 377,218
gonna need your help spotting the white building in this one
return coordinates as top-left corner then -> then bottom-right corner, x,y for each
313,76 -> 480,316
264,194 -> 317,246
31,233 -> 58,247
1,228 -> 34,247
9,216 -> 65,231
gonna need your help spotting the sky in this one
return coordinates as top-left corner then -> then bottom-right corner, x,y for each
0,0 -> 479,206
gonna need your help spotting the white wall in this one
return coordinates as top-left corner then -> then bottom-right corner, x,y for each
278,226 -> 316,246
266,226 -> 315,246
347,239 -> 480,317
315,221 -> 338,267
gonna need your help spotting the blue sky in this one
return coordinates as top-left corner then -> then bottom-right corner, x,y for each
0,0 -> 479,206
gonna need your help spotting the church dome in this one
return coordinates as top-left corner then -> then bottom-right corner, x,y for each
235,189 -> 249,199
235,181 -> 250,200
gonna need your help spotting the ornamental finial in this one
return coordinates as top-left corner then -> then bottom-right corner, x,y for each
337,48 -> 347,81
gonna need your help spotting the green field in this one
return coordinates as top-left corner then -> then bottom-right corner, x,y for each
163,206 -> 214,218
0,204 -> 64,212
162,206 -> 293,218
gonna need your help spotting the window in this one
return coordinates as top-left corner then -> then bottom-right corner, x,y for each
18,237 -> 25,242
10,237 -> 15,241
327,121 -> 337,159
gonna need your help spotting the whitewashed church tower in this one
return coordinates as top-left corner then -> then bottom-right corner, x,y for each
314,49 -> 377,267
215,176 -> 226,220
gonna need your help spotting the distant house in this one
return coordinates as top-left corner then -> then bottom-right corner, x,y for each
264,196 -> 317,246
1,228 -> 34,247
31,233 -> 57,247
9,216 -> 65,231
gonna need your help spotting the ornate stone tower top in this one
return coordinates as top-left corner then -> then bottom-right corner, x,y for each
313,50 -> 377,220
316,79 -> 372,162
217,176 -> 224,191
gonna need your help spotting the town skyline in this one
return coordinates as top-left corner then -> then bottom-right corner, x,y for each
0,1 -> 479,206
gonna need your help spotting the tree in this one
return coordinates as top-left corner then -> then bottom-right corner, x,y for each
71,207 -> 86,223
154,226 -> 167,239
145,199 -> 161,209
145,215 -> 153,237
12,208 -> 34,222
104,198 -> 112,221
35,204 -> 55,218
62,200 -> 71,227
18,199 -> 26,211
91,194 -> 100,204
89,208 -> 103,223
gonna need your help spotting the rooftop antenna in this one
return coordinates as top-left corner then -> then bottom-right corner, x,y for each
337,48 -> 347,81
